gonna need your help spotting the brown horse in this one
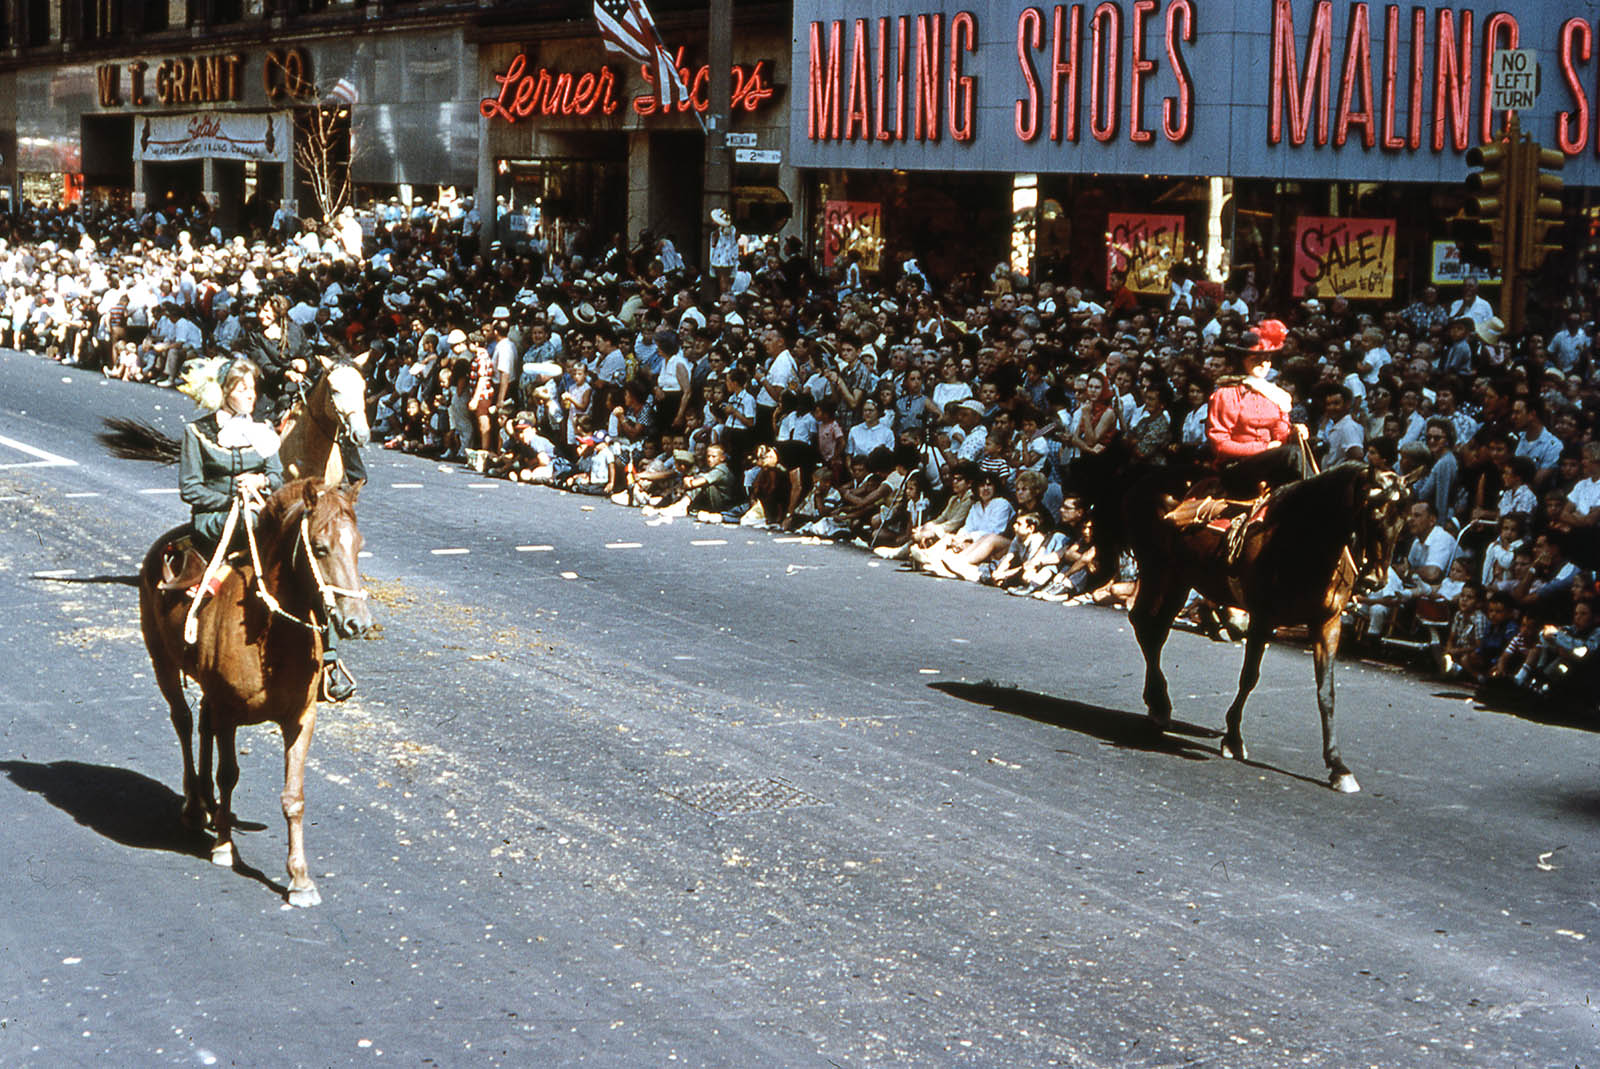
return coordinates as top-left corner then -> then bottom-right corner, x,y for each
139,478 -> 372,906
1090,460 -> 1409,792
276,358 -> 371,485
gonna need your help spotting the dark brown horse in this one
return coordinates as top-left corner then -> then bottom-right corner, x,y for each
139,478 -> 372,906
1091,460 -> 1409,792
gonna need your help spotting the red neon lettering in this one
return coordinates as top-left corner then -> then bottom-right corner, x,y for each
950,10 -> 977,142
809,20 -> 843,140
847,18 -> 871,140
1380,5 -> 1403,150
1269,0 -> 1333,146
479,58 -> 623,123
1480,13 -> 1518,143
896,16 -> 910,141
1089,2 -> 1120,143
1016,7 -> 1043,142
1163,0 -> 1194,142
1128,0 -> 1157,144
1432,9 -> 1472,152
1558,18 -> 1591,156
875,17 -> 891,140
1052,4 -> 1082,142
1335,3 -> 1374,148
1408,8 -> 1425,150
915,13 -> 943,141
731,62 -> 775,112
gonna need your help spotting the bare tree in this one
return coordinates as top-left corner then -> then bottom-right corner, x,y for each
293,92 -> 352,221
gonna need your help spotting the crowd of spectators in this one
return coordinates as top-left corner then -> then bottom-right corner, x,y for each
3,195 -> 1597,711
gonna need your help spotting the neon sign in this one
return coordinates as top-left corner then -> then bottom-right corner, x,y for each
481,53 -> 779,125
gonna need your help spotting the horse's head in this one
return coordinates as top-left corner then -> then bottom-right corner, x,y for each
321,360 -> 371,448
299,479 -> 374,639
1355,466 -> 1410,591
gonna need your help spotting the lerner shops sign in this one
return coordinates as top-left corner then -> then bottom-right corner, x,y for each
481,52 -> 779,123
790,0 -> 1600,186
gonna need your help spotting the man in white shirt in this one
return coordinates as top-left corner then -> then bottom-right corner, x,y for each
758,325 -> 799,434
1548,313 -> 1590,373
1317,385 -> 1365,467
1446,278 -> 1493,324
1511,397 -> 1563,480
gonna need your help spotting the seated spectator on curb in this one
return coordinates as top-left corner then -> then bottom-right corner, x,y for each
911,470 -> 1015,579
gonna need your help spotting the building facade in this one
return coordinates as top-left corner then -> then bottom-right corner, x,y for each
0,0 -> 799,263
790,0 -> 1598,304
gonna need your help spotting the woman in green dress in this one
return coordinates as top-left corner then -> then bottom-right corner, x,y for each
179,358 -> 284,551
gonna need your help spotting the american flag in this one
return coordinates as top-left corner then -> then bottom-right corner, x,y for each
593,0 -> 691,110
327,77 -> 359,107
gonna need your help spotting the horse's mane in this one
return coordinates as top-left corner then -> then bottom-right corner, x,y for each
255,478 -> 353,546
1262,460 -> 1368,524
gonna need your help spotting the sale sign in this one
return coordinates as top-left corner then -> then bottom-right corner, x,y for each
1291,216 -> 1396,299
1106,213 -> 1185,295
821,200 -> 883,271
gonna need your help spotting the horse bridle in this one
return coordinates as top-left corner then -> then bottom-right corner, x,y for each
242,491 -> 368,632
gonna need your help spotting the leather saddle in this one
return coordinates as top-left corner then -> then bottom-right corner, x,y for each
157,535 -> 235,598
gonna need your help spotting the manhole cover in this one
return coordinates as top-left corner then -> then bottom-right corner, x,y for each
659,778 -> 828,815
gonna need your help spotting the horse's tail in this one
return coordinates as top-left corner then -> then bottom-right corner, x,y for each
98,417 -> 180,464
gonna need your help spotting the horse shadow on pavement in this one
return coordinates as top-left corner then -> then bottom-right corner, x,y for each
0,759 -> 287,898
932,680 -> 1221,760
931,680 -> 1337,789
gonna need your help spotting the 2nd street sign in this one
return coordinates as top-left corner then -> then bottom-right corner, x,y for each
1491,49 -> 1539,112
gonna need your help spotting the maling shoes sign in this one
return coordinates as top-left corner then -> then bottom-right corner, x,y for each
790,0 -> 1600,186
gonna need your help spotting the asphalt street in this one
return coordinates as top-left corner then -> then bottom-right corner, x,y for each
0,346 -> 1596,1067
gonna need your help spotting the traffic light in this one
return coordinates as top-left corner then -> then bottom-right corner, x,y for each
1464,141 -> 1511,269
1520,145 -> 1565,271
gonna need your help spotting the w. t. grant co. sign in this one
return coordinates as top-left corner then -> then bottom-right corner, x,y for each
790,0 -> 1600,186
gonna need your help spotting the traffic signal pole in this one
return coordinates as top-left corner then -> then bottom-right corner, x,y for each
1464,112 -> 1565,337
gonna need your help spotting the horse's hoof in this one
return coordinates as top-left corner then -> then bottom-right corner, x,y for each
211,842 -> 235,867
1221,739 -> 1248,761
287,885 -> 322,908
1331,772 -> 1361,794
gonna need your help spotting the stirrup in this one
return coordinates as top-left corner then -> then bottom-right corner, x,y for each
320,651 -> 356,703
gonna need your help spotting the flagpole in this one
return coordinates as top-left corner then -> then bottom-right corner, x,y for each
703,0 -> 732,284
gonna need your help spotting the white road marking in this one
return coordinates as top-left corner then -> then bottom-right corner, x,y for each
466,482 -> 498,489
430,548 -> 470,556
516,545 -> 555,552
0,433 -> 77,470
33,569 -> 76,578
605,542 -> 643,549
63,491 -> 101,498
358,551 -> 373,559
391,482 -> 423,489
690,539 -> 728,546
773,536 -> 806,544
138,487 -> 180,495
559,571 -> 579,579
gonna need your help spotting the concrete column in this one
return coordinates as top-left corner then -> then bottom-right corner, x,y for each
202,157 -> 217,211
476,109 -> 494,257
168,0 -> 187,30
626,131 -> 651,245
